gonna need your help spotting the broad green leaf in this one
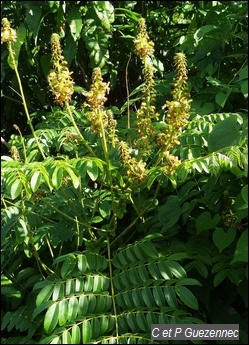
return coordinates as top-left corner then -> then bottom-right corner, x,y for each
146,311 -> 157,326
132,289 -> 144,308
25,4 -> 41,41
86,160 -> 99,181
215,89 -> 231,108
33,301 -> 56,319
137,265 -> 149,282
30,171 -> 42,192
193,161 -> 203,173
158,196 -> 182,229
194,25 -> 216,42
51,166 -> 63,190
164,286 -> 178,308
153,286 -> 165,307
82,319 -> 92,344
44,302 -> 59,333
71,324 -> 81,344
213,227 -> 236,253
175,278 -> 202,287
141,287 -> 155,307
92,318 -> 101,339
50,336 -> 61,344
64,33 -> 77,66
67,296 -> 79,321
194,261 -> 208,278
77,254 -> 88,273
226,268 -> 240,285
16,267 -> 35,282
100,315 -> 111,334
1,286 -> 21,298
84,275 -> 94,291
58,299 -> 68,326
54,253 -> 76,265
132,243 -> 149,261
157,261 -> 171,280
136,311 -> 147,332
241,185 -> 248,203
39,335 -> 59,344
167,261 -> 186,279
61,255 -> 76,279
148,262 -> 161,280
93,275 -> 104,292
65,278 -> 74,296
158,313 -> 169,324
126,312 -> 137,332
52,281 -> 64,301
10,179 -> 23,199
94,295 -> 107,313
238,65 -> 248,81
75,277 -> 84,292
208,116 -> 241,152
99,200 -> 111,218
213,269 -> 228,287
231,230 -> 248,264
93,1 -> 115,29
234,191 -> 248,221
129,268 -> 141,285
140,241 -> 158,258
7,23 -> 26,69
63,166 -> 80,188
62,329 -> 72,344
87,294 -> 97,314
176,286 -> 199,310
66,6 -> 83,40
240,80 -> 248,98
196,211 -> 220,233
78,295 -> 89,316
167,253 -> 190,261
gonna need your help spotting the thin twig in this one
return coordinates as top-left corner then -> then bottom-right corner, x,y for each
125,54 -> 132,130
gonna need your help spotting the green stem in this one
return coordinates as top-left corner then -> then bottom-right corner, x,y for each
97,109 -> 117,233
65,102 -> 96,157
107,236 -> 119,343
8,42 -> 46,160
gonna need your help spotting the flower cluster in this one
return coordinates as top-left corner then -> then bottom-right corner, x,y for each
10,146 -> 20,161
134,18 -> 154,60
1,18 -> 17,44
157,52 -> 192,173
86,68 -> 117,144
134,19 -> 158,153
119,141 -> 147,184
87,67 -> 109,110
48,33 -> 74,106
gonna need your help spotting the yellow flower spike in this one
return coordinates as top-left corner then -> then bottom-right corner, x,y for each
155,52 -> 192,173
87,67 -> 109,110
134,18 -> 154,59
1,18 -> 17,43
48,33 -> 74,106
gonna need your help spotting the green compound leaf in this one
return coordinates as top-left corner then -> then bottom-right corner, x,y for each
231,230 -> 248,264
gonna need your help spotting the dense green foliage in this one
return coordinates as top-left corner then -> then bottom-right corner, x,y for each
1,1 -> 248,344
